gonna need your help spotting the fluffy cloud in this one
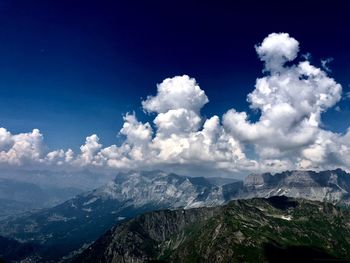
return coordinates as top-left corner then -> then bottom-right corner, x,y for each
0,32 -> 348,176
120,113 -> 153,144
223,33 -> 342,170
255,33 -> 299,73
0,128 -> 44,165
142,75 -> 208,114
77,134 -> 102,165
154,109 -> 201,137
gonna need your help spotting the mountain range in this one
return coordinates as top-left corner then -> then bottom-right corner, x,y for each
0,171 -> 236,261
73,196 -> 350,262
1,169 -> 350,262
0,178 -> 82,220
243,169 -> 350,204
0,169 -> 116,219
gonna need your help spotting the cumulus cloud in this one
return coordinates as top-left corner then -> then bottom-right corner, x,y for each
0,128 -> 44,165
77,134 -> 102,165
142,75 -> 208,114
223,58 -> 341,156
120,113 -> 153,144
154,109 -> 202,137
223,33 -> 343,171
0,32 -> 348,176
255,32 -> 299,72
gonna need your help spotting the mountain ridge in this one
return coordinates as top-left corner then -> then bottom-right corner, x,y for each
73,196 -> 350,262
242,169 -> 350,204
1,169 -> 350,261
0,171 -> 227,261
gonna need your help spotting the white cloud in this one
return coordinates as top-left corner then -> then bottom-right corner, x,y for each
0,129 -> 44,165
154,109 -> 201,137
77,134 -> 102,166
120,113 -> 153,145
223,33 -> 342,167
0,32 -> 349,176
142,75 -> 209,113
255,32 -> 299,73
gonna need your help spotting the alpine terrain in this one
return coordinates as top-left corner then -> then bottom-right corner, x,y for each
73,196 -> 350,262
1,169 -> 350,262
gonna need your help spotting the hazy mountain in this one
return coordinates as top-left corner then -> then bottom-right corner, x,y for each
0,178 -> 81,219
73,196 -> 350,262
0,169 -> 115,192
0,169 -> 116,219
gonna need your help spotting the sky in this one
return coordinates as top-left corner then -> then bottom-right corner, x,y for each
0,1 -> 350,177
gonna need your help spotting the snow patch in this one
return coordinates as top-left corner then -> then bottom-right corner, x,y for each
281,215 -> 292,221
269,214 -> 293,221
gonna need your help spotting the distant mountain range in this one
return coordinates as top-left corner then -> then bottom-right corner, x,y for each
242,168 -> 350,204
73,196 -> 350,262
0,171 -> 236,261
0,178 -> 81,220
1,169 -> 350,262
0,169 -> 116,219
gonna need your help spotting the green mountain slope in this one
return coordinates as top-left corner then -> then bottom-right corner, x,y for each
73,196 -> 350,262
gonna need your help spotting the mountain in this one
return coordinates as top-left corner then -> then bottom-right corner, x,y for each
0,169 -> 116,219
0,178 -> 82,219
0,171 -> 230,261
73,196 -> 350,263
242,169 -> 350,204
0,169 -> 115,191
1,169 -> 350,261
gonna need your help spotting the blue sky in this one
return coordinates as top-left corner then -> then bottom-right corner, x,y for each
0,1 -> 349,176
0,0 -> 348,150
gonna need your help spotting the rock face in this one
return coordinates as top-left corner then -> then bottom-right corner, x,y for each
242,169 -> 350,204
95,171 -> 227,209
73,196 -> 350,263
